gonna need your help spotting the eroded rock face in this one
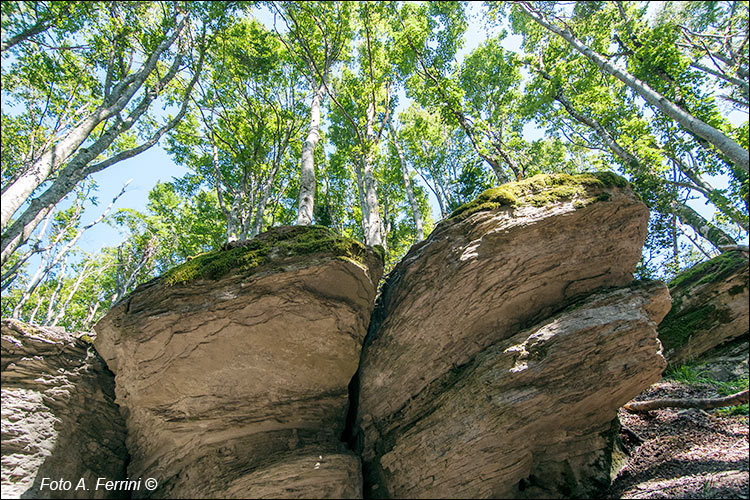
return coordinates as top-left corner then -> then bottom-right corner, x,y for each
659,250 -> 749,365
354,173 -> 665,498
1,319 -> 127,499
363,282 -> 670,498
94,226 -> 383,498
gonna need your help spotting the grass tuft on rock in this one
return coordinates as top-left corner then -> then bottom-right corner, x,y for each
163,225 -> 377,286
448,171 -> 629,220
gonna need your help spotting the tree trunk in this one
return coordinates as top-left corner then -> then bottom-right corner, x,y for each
669,201 -> 737,250
251,167 -> 280,239
362,101 -> 383,246
1,205 -> 54,267
43,255 -> 68,325
226,195 -> 241,243
1,19 -> 203,263
83,302 -> 100,331
543,77 -> 748,239
355,163 -> 369,239
297,83 -> 325,225
389,123 -> 424,241
0,17 -> 188,231
50,260 -> 93,327
519,2 -> 749,173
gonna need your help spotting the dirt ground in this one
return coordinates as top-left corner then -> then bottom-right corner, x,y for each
607,379 -> 749,499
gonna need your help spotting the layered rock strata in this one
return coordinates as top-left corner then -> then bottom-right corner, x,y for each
1,319 -> 127,499
94,226 -> 383,498
659,250 -> 749,364
354,173 -> 667,498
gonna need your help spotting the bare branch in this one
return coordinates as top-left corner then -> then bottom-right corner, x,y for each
624,390 -> 749,412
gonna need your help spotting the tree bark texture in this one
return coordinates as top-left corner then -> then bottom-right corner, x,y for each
362,100 -> 383,247
389,124 -> 424,241
297,84 -> 325,225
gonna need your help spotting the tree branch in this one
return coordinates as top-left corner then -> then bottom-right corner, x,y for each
624,389 -> 749,412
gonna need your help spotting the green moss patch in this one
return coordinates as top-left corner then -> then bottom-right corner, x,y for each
163,225 -> 377,286
668,251 -> 748,291
658,304 -> 728,353
448,171 -> 628,220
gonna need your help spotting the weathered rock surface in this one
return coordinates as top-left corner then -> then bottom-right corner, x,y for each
659,250 -> 749,365
690,335 -> 749,383
362,281 -> 670,498
354,173 -> 665,498
94,226 -> 383,498
1,319 -> 127,499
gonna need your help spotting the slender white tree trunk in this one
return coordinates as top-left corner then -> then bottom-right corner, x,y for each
83,302 -> 100,331
1,205 -> 54,267
519,2 -> 748,173
389,124 -> 424,241
226,191 -> 244,243
50,260 -> 93,327
362,101 -> 383,247
0,17 -> 188,230
297,83 -> 325,225
43,255 -> 68,325
251,167 -> 280,238
355,163 -> 369,238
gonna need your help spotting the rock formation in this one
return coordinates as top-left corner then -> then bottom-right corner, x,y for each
659,250 -> 749,365
1,319 -> 127,499
353,173 -> 670,498
3,172 -> 693,499
94,226 -> 383,498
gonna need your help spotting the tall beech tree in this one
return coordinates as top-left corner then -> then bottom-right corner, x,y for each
269,1 -> 354,226
327,1 -> 399,247
506,0 -> 748,258
0,1 -> 231,265
394,2 -> 529,183
513,1 -> 748,174
387,117 -> 425,241
167,18 -> 306,243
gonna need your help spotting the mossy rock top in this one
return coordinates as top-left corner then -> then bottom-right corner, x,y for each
448,171 -> 629,220
162,225 -> 382,286
668,250 -> 749,293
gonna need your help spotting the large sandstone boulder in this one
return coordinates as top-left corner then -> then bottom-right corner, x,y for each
659,250 -> 749,365
354,173 -> 667,498
94,226 -> 383,498
1,319 -> 127,499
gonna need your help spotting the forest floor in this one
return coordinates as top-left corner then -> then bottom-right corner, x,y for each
607,337 -> 749,499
